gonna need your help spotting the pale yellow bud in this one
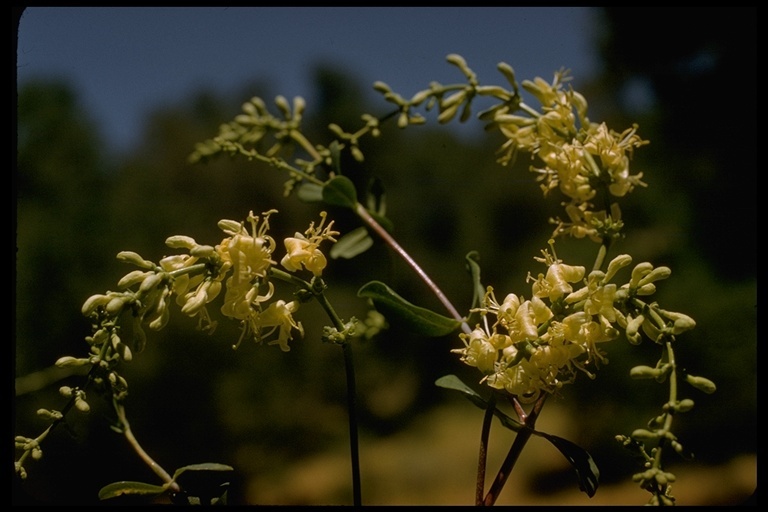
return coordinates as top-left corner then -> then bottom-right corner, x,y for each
116,251 -> 155,269
637,266 -> 671,287
685,374 -> 716,394
605,254 -> 632,282
165,235 -> 198,249
118,270 -> 152,289
81,294 -> 110,316
630,262 -> 654,288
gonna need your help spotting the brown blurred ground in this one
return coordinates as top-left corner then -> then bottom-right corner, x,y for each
241,403 -> 757,506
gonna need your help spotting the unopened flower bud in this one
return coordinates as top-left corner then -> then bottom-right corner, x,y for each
118,270 -> 152,289
218,219 -> 243,236
116,251 -> 155,270
74,396 -> 90,413
626,314 -> 645,344
630,262 -> 654,288
105,296 -> 126,316
190,244 -> 215,258
36,408 -> 63,421
54,356 -> 90,368
676,398 -> 695,412
685,374 -> 717,394
631,428 -> 659,443
165,235 -> 198,249
605,254 -> 632,282
629,365 -> 659,379
139,272 -> 164,293
636,283 -> 657,296
81,294 -> 110,316
637,266 -> 671,287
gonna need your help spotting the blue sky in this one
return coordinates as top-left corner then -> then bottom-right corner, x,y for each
16,7 -> 601,153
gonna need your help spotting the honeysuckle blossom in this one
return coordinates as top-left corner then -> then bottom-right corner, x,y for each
281,211 -> 339,276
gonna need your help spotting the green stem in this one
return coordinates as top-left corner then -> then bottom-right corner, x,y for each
114,401 -> 181,493
268,269 -> 362,506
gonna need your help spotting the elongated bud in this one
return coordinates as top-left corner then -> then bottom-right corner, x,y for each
55,356 -> 90,368
165,235 -> 198,249
630,262 -> 654,288
81,294 -> 110,316
293,96 -> 306,117
629,365 -> 659,379
409,89 -> 433,106
675,398 -> 695,412
626,314 -> 645,344
446,53 -> 468,69
116,251 -> 155,270
139,272 -> 164,293
637,266 -> 671,287
636,283 -> 657,296
605,254 -> 632,282
218,219 -> 243,235
497,62 -> 517,88
118,270 -> 152,289
105,296 -> 126,316
685,374 -> 716,394
631,428 -> 659,442
190,244 -> 215,258
373,81 -> 390,93
441,90 -> 466,109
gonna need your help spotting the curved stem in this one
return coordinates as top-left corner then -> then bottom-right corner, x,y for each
354,203 -> 471,334
114,401 -> 181,493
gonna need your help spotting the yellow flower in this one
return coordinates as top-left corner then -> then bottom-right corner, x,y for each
531,262 -> 586,302
251,299 -> 303,352
280,212 -> 339,276
217,210 -> 277,286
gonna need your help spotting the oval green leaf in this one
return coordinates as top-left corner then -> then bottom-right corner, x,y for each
358,281 -> 461,337
98,481 -> 167,500
296,182 -> 324,202
322,175 -> 358,208
330,226 -> 374,259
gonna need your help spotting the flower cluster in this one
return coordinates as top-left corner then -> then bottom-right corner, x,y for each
453,249 -> 695,403
490,69 -> 648,243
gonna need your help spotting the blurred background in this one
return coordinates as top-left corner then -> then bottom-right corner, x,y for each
14,7 -> 756,505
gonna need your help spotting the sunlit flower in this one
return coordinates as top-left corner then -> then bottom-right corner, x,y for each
281,211 -> 339,276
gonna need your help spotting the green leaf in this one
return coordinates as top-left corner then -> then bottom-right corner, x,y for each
322,175 -> 358,208
535,432 -> 600,498
330,226 -> 374,259
98,481 -> 168,501
358,281 -> 461,337
296,182 -> 324,202
171,463 -> 234,482
465,251 -> 485,310
435,374 -> 523,431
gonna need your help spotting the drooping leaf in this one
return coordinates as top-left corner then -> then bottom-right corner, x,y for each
535,432 -> 600,497
98,481 -> 167,500
358,281 -> 461,337
322,175 -> 358,208
330,226 -> 374,259
435,374 -> 599,497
